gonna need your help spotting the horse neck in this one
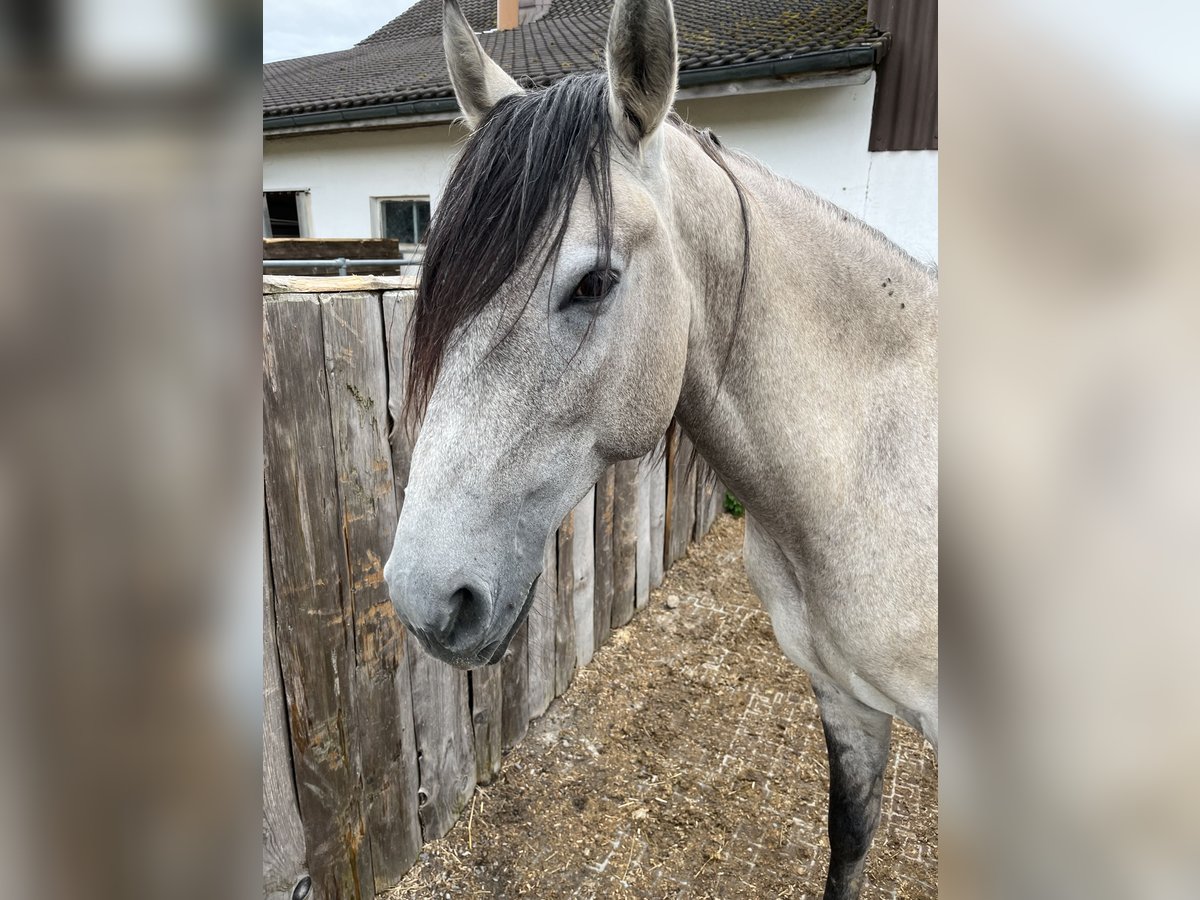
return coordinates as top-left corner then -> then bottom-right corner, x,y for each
663,129 -> 938,533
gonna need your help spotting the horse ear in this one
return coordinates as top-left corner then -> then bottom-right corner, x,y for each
605,0 -> 678,143
443,0 -> 523,129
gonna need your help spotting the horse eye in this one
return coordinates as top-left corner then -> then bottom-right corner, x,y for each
570,269 -> 618,304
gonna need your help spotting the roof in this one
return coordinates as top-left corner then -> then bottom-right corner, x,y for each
264,0 -> 887,129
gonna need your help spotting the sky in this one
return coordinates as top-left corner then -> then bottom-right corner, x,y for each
263,0 -> 419,62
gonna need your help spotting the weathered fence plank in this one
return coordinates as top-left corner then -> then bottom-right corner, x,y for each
555,511 -> 576,697
469,666 -> 503,785
572,488 -> 596,668
501,618 -> 530,749
666,426 -> 697,569
263,295 -> 373,899
610,460 -> 638,629
695,459 -> 723,539
593,467 -> 615,651
527,535 -> 558,718
382,290 -> 477,843
382,291 -> 416,507
320,292 -> 423,890
406,650 -> 476,840
649,436 -> 668,589
263,509 -> 309,900
635,453 -> 652,610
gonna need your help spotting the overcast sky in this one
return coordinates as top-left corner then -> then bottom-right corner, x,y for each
263,0 -> 419,62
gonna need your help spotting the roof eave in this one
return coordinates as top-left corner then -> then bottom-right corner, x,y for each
263,43 -> 886,135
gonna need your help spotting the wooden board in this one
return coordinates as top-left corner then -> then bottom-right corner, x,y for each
610,460 -> 639,630
554,511 -> 576,697
571,488 -> 596,669
695,459 -> 724,540
262,507 -> 309,900
382,290 -> 477,843
501,617 -> 529,750
666,425 -> 697,569
592,467 -> 615,650
649,436 -> 668,590
635,453 -> 652,610
406,649 -> 477,841
265,275 -> 418,295
527,535 -> 558,719
320,292 -> 423,890
263,295 -> 373,899
382,291 -> 417,509
468,666 -> 502,785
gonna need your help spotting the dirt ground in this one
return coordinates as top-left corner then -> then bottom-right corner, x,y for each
384,515 -> 938,899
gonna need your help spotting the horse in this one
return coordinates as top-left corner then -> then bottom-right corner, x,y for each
384,1 -> 938,896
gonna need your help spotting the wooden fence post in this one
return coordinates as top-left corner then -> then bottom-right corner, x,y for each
610,460 -> 639,629
555,511 -> 576,697
501,618 -> 530,749
527,535 -> 558,719
572,488 -> 596,668
262,507 -> 309,900
263,295 -> 374,899
593,467 -> 615,651
649,435 -> 668,590
321,292 -> 423,890
383,290 -> 477,843
666,425 -> 697,569
468,666 -> 503,785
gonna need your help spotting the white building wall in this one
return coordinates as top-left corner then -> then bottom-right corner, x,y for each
674,77 -> 938,265
263,73 -> 937,262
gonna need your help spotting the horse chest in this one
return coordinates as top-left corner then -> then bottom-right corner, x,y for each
741,514 -> 905,720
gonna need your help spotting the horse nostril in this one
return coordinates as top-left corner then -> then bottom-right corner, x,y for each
433,583 -> 488,649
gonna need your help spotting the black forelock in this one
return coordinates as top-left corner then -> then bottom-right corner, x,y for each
405,72 -> 615,424
403,74 -> 752,432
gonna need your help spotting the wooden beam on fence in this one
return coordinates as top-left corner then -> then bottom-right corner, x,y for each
649,436 -> 668,590
382,291 -> 416,508
405,650 -> 477,841
263,506 -> 309,900
468,666 -> 502,785
695,459 -> 723,540
667,426 -> 697,569
572,488 -> 596,669
554,511 -> 576,697
263,295 -> 374,899
501,618 -> 529,749
610,460 -> 638,629
527,535 -> 558,719
382,289 -> 477,843
635,452 -> 652,610
321,291 -> 423,891
593,467 -> 615,651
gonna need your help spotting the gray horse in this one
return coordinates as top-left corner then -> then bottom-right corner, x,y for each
384,0 -> 938,896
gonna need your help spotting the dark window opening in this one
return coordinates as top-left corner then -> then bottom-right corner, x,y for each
264,192 -> 303,237
379,199 -> 431,246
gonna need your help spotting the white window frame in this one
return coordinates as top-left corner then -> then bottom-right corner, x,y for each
263,189 -> 313,238
371,196 -> 431,251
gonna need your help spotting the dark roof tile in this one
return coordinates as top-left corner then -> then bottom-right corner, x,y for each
264,0 -> 884,119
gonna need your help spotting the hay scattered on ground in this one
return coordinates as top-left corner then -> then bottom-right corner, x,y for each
384,515 -> 937,899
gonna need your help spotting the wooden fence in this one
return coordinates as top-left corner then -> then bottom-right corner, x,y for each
262,279 -> 723,899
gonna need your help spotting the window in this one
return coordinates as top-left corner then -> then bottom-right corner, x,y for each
374,198 -> 431,247
263,191 -> 310,237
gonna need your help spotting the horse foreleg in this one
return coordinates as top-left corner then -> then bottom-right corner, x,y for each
813,680 -> 893,900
